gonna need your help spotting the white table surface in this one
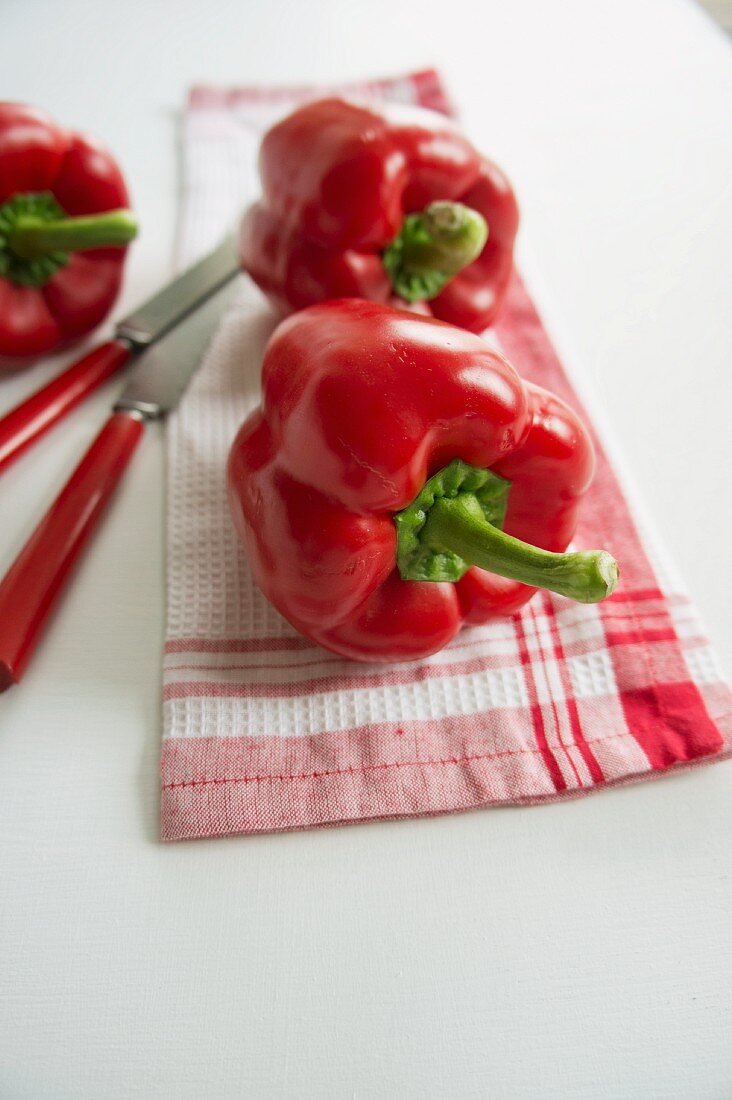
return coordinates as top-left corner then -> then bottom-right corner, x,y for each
2,1 -> 731,1096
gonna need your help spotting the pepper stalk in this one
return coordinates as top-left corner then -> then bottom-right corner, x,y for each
395,459 -> 618,604
0,191 -> 138,288
383,200 -> 487,302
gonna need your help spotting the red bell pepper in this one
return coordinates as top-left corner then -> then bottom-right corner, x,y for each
239,98 -> 518,333
228,301 -> 618,662
0,103 -> 137,366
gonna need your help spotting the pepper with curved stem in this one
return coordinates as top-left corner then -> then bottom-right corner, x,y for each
228,300 -> 620,664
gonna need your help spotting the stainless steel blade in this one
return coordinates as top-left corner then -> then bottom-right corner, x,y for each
114,277 -> 241,419
115,234 -> 239,347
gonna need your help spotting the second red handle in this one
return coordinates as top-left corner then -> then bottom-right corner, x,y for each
0,412 -> 145,690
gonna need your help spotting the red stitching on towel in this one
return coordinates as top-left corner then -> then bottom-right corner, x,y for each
162,728 -> 639,792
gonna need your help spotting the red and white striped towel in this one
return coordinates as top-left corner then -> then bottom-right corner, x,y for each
161,69 -> 731,841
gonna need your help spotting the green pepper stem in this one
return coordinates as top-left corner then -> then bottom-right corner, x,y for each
9,209 -> 138,259
422,495 -> 618,603
383,201 -> 488,302
401,202 -> 487,277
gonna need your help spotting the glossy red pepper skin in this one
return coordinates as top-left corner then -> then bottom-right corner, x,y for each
0,103 -> 132,367
228,301 -> 595,663
239,99 -> 519,333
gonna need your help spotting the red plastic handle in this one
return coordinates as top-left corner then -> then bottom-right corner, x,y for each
0,412 -> 145,690
0,340 -> 132,476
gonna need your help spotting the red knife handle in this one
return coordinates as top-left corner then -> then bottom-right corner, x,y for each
0,339 -> 133,476
0,412 -> 145,690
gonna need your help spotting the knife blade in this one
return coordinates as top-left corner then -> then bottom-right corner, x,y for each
0,233 -> 240,475
115,233 -> 240,347
0,276 -> 240,691
115,274 -> 241,418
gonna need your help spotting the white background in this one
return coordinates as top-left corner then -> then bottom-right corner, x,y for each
1,1 -> 731,1096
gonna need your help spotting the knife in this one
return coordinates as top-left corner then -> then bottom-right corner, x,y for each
0,274 -> 241,691
0,234 -> 239,476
